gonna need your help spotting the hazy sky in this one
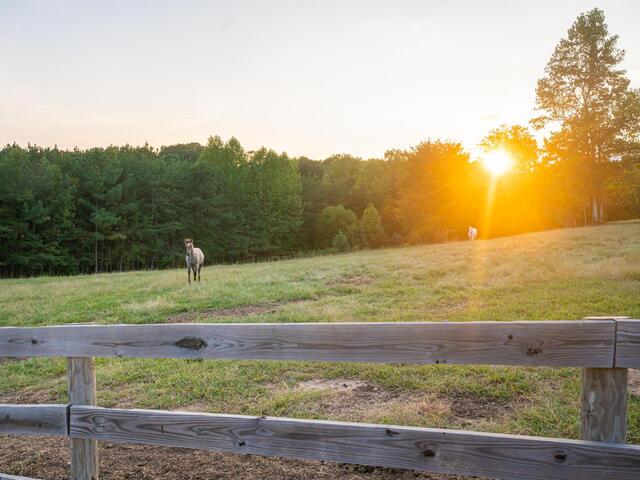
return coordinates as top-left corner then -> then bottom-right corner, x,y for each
2,1 -> 639,159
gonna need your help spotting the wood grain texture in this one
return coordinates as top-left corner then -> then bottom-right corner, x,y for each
581,368 -> 628,443
0,404 -> 68,436
69,406 -> 640,480
67,358 -> 98,480
614,319 -> 640,368
0,320 -> 617,367
0,474 -> 43,480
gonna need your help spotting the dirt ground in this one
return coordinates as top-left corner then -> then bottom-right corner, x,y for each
0,435 -> 474,480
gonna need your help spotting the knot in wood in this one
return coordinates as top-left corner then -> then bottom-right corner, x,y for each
526,346 -> 542,356
175,337 -> 207,350
554,451 -> 567,463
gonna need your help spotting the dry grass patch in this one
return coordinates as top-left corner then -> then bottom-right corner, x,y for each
268,378 -> 519,430
124,298 -> 173,313
167,299 -> 311,322
0,385 -> 59,404
0,357 -> 25,365
330,275 -> 373,287
280,378 -> 409,422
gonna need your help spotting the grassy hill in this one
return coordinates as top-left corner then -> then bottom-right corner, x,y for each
1,221 -> 639,479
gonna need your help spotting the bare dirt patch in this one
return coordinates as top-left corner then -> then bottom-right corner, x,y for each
0,434 -> 473,480
167,299 -> 310,322
446,392 -> 511,423
275,378 -> 516,429
330,275 -> 372,287
286,378 -> 406,421
296,378 -> 371,392
629,369 -> 640,396
0,372 -> 65,404
0,384 -> 62,404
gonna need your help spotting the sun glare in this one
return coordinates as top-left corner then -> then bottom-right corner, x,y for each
482,150 -> 513,176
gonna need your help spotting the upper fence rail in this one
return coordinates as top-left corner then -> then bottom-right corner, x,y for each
1,319 -> 638,367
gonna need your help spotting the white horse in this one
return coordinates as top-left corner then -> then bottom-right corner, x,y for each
184,238 -> 204,284
468,226 -> 478,241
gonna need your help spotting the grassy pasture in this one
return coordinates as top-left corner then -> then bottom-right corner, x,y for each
1,221 -> 639,448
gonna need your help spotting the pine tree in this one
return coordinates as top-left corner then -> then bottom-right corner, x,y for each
534,8 -> 640,223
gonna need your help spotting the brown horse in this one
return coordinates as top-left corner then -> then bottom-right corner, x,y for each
184,238 -> 204,284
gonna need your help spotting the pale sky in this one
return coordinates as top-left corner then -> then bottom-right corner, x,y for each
1,0 -> 639,159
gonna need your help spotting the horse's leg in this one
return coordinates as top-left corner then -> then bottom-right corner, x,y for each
198,264 -> 202,282
187,266 -> 191,284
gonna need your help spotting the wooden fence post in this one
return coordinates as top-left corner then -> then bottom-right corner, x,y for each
580,367 -> 628,443
67,357 -> 98,480
580,316 -> 629,444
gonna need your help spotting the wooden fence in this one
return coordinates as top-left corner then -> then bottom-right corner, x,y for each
1,317 -> 639,480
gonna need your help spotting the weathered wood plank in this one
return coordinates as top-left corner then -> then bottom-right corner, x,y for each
581,368 -> 628,443
0,474 -> 43,480
0,320 -> 616,367
614,319 -> 640,368
69,406 -> 640,480
68,358 -> 98,480
0,404 -> 68,436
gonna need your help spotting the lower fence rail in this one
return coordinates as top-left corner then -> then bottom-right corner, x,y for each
0,474 -> 42,480
3,403 -> 640,480
0,404 -> 68,437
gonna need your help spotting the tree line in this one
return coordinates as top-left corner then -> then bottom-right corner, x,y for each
0,138 -> 302,276
1,8 -> 639,277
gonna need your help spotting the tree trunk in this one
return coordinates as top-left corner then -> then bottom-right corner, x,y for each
591,196 -> 600,224
599,201 -> 604,223
94,224 -> 99,274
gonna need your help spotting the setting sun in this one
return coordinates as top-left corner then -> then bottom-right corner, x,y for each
482,150 -> 513,176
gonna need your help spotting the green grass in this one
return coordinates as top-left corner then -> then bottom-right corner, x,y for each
1,221 -> 639,443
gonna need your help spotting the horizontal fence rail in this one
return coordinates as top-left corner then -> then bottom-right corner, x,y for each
0,319 -> 630,367
0,404 -> 68,437
615,319 -> 640,367
3,403 -> 640,480
68,405 -> 640,480
0,474 -> 42,480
